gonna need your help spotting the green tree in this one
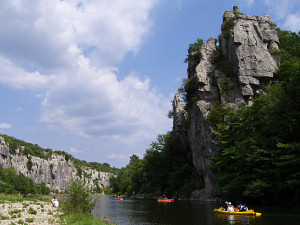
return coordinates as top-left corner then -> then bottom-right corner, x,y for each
61,179 -> 96,215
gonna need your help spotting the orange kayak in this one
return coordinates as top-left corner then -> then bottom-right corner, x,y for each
158,199 -> 174,203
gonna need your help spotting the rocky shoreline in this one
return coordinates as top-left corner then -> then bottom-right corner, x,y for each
0,200 -> 60,225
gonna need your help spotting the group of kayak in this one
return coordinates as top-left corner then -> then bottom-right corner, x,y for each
115,195 -> 123,201
157,197 -> 261,216
115,195 -> 261,216
214,201 -> 261,216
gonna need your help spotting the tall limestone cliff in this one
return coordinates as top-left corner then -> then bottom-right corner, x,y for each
173,6 -> 279,200
0,136 -> 112,192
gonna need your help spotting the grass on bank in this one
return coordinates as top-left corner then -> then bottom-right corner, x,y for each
0,194 -> 49,203
59,213 -> 111,225
1,193 -> 113,225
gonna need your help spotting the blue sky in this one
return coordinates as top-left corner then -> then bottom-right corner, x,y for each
0,0 -> 299,168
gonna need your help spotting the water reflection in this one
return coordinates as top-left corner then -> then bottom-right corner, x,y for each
213,214 -> 257,225
92,196 -> 218,225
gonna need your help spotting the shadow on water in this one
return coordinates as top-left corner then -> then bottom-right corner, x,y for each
92,195 -> 300,225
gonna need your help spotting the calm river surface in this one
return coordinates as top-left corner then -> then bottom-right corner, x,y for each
92,195 -> 300,225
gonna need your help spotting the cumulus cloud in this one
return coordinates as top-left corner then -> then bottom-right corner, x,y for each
0,0 -> 157,72
0,0 -> 171,165
40,56 -> 170,144
0,56 -> 54,89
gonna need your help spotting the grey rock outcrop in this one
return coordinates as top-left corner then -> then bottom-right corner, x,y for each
0,136 -> 112,192
173,6 -> 279,200
219,9 -> 278,104
172,93 -> 186,134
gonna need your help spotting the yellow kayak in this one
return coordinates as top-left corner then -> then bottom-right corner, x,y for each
213,208 -> 261,216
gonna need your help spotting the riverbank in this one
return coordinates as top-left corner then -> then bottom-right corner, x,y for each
0,195 -> 112,225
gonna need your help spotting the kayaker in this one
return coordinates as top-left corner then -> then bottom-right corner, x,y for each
227,202 -> 234,212
238,204 -> 248,212
222,201 -> 229,211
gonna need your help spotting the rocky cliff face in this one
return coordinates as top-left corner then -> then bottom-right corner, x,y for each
173,6 -> 279,200
0,137 -> 112,192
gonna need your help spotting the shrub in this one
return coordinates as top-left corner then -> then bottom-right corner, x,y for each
25,218 -> 34,223
1,215 -> 10,220
28,207 -> 37,215
221,17 -> 234,39
184,38 -> 204,63
60,179 -> 96,215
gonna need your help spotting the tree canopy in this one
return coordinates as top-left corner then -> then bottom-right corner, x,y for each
110,132 -> 201,198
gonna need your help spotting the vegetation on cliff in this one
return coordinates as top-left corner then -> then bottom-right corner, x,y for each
0,134 -> 117,195
0,134 -> 118,174
211,29 -> 300,203
0,165 -> 50,195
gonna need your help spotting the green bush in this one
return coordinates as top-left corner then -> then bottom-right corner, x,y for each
184,38 -> 204,63
25,218 -> 34,223
221,17 -> 234,39
28,207 -> 37,215
60,179 -> 96,215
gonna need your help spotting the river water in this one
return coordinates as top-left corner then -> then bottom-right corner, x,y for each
92,195 -> 300,225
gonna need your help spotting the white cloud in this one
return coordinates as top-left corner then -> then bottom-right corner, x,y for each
39,56 -> 171,144
283,13 -> 300,32
108,154 -> 128,160
263,0 -> 294,19
0,56 -> 54,89
0,0 -> 158,72
242,1 -> 300,32
262,0 -> 300,32
0,0 -> 170,155
0,123 -> 11,129
0,0 -> 172,167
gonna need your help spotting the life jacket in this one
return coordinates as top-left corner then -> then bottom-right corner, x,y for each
227,205 -> 234,212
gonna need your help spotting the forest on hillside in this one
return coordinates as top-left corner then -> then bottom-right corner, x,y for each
0,165 -> 50,195
110,28 -> 300,204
